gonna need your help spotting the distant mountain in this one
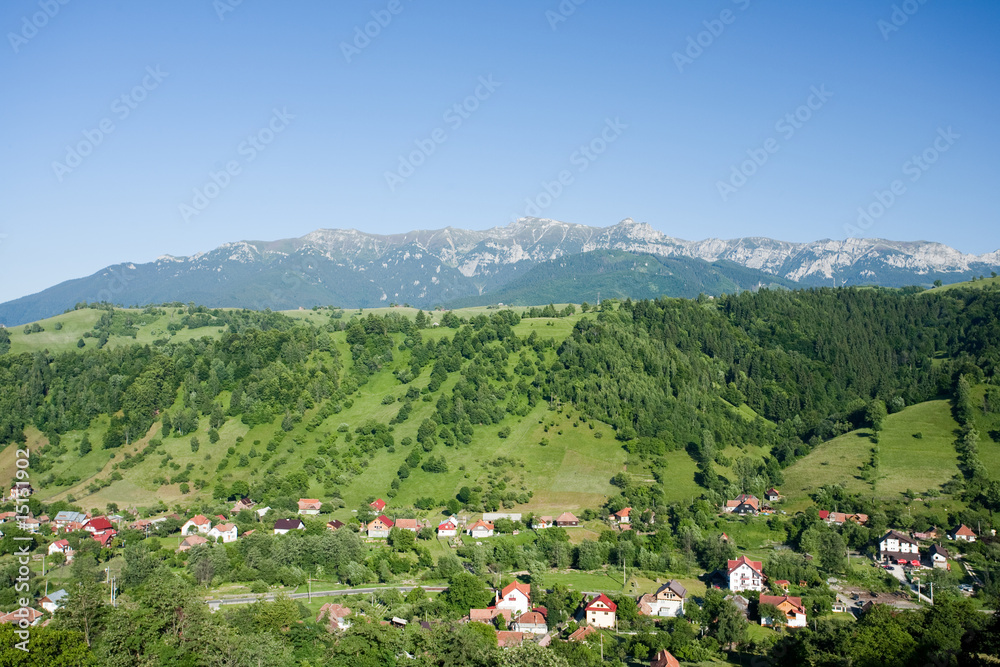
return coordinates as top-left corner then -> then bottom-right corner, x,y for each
443,250 -> 797,308
1,217 -> 997,326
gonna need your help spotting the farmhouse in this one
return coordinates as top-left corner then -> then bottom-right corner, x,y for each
928,544 -> 949,569
208,523 -> 238,543
727,556 -> 765,592
533,516 -> 554,530
650,649 -> 681,667
317,603 -> 352,632
39,589 -> 68,614
367,515 -> 394,538
327,519 -> 345,531
297,499 -> 322,515
495,581 -> 531,616
555,512 -> 579,527
53,510 -> 88,527
585,593 -> 617,628
394,518 -> 423,533
764,488 -> 781,502
0,607 -> 42,626
273,518 -> 305,535
637,580 -> 686,617
759,594 -> 807,628
950,524 -> 977,542
467,520 -> 494,538
437,516 -> 459,537
177,535 -> 208,552
48,539 -> 74,562
511,610 -> 547,635
232,497 -> 255,514
181,515 -> 212,535
369,498 -> 386,512
612,507 -> 631,525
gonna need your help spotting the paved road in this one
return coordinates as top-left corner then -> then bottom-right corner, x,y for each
205,585 -> 448,608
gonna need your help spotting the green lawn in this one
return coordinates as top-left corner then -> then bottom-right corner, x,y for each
782,399 -> 961,511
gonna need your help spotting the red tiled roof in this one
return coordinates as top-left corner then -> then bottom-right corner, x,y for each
369,499 -> 386,511
586,593 -> 617,612
187,514 -> 211,526
86,517 -> 113,532
496,631 -> 524,647
650,649 -> 681,667
727,555 -> 763,575
501,581 -> 531,599
954,524 -> 976,537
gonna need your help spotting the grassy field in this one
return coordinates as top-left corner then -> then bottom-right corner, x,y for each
781,399 -> 961,511
923,275 -> 1000,294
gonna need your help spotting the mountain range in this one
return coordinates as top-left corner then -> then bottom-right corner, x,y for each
1,217 -> 998,326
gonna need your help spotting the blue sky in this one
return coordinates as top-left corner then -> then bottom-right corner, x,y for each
1,0 -> 998,303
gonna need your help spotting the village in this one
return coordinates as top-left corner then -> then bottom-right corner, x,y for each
2,477 -> 990,664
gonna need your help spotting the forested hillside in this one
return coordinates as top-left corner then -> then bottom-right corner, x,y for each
1,286 -> 999,666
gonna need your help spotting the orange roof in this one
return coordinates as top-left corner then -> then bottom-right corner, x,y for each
469,520 -> 494,531
760,594 -> 805,615
395,518 -> 422,531
188,514 -> 211,525
651,649 -> 681,667
954,524 -> 976,537
727,555 -> 763,575
501,581 -> 531,599
298,499 -> 322,509
514,611 -> 546,626
585,593 -> 617,612
568,625 -> 596,642
496,631 -> 524,647
614,507 -> 631,518
370,499 -> 386,511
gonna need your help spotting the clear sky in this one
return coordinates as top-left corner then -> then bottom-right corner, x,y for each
1,0 -> 998,303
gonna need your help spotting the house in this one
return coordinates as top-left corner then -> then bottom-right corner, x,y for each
467,520 -> 494,539
367,515 -> 394,538
774,580 -> 791,591
181,515 -> 212,535
48,539 -> 75,562
17,517 -> 41,533
724,494 -> 759,515
273,518 -> 305,535
39,589 -> 68,614
568,625 -> 596,642
395,518 -> 423,533
728,556 -> 765,592
720,532 -> 730,543
437,517 -> 459,537
369,498 -> 386,512
8,482 -> 33,501
317,603 -> 352,632
928,544 -> 949,569
533,516 -> 554,530
297,499 -> 322,515
819,511 -> 868,526
255,506 -> 271,518
759,594 -> 807,628
327,519 -> 345,531
495,581 -> 531,616
650,649 -> 681,667
951,524 -> 977,542
84,516 -> 115,535
637,580 -> 687,617
612,507 -> 632,525
496,631 -> 525,648
725,594 -> 751,619
555,512 -> 579,527
177,534 -> 208,552
208,523 -> 238,543
585,593 -> 617,628
0,607 -> 42,626
232,497 -> 256,514
53,510 -> 88,527
468,608 -> 514,624
915,527 -> 939,541
92,530 -> 116,547
764,488 -> 781,502
511,610 -> 547,635
879,530 -> 920,562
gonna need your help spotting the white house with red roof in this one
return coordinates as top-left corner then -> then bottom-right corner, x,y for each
297,499 -> 322,515
585,593 -> 617,628
511,610 -> 547,634
727,556 -> 765,592
181,515 -> 212,535
208,523 -> 238,543
369,498 -> 386,512
467,520 -> 494,538
950,524 -> 977,542
437,516 -> 459,537
48,539 -> 75,562
612,507 -> 631,524
495,581 -> 531,616
84,516 -> 114,534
